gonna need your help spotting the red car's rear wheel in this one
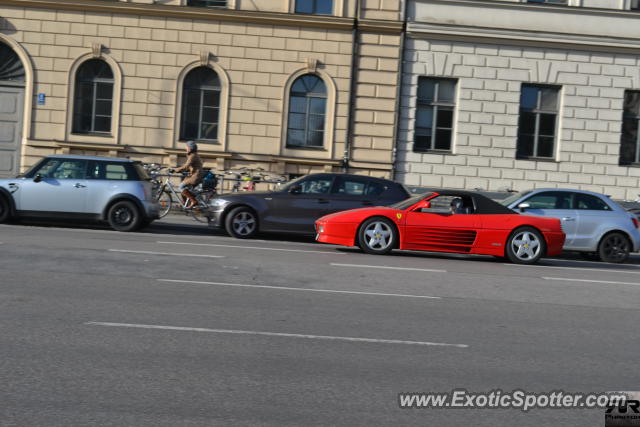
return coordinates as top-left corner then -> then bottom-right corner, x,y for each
358,217 -> 397,255
506,227 -> 546,264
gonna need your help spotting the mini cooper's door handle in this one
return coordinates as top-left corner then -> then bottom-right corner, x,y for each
562,217 -> 575,221
318,198 -> 330,204
74,183 -> 86,188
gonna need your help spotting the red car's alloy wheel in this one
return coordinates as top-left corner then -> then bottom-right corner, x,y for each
358,218 -> 396,255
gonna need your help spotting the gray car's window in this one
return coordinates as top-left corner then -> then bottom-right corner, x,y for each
334,177 -> 388,198
364,182 -> 387,197
524,191 -> 572,209
36,159 -> 88,179
297,177 -> 334,194
574,193 -> 611,211
335,178 -> 366,196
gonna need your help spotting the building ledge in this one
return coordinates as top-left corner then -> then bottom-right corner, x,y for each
0,0 -> 361,30
409,0 -> 640,51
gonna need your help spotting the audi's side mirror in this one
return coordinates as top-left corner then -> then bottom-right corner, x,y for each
289,185 -> 302,195
33,174 -> 42,183
518,202 -> 530,212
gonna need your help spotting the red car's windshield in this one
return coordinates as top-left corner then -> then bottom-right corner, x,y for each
389,193 -> 433,210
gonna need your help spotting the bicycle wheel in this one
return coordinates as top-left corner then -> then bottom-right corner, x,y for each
156,190 -> 173,218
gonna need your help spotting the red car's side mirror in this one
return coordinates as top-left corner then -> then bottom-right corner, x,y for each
414,200 -> 431,210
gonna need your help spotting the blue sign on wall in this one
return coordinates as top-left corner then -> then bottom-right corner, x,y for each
37,93 -> 45,105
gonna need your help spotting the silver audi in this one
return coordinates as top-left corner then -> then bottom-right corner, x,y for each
501,188 -> 640,263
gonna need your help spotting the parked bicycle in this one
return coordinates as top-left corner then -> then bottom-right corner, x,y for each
218,168 -> 287,193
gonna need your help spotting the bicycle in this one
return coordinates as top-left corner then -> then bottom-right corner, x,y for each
219,168 -> 287,193
153,168 -> 217,223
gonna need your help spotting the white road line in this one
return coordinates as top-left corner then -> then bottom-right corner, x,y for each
331,263 -> 446,273
504,263 -> 640,275
157,241 -> 345,255
546,258 -> 640,268
108,249 -> 224,258
543,277 -> 640,287
157,279 -> 442,300
85,322 -> 468,348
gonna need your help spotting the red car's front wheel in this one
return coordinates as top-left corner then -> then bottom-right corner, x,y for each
357,217 -> 397,255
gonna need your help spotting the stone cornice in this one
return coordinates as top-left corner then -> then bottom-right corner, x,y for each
0,0 -> 402,32
407,22 -> 640,53
413,0 -> 640,19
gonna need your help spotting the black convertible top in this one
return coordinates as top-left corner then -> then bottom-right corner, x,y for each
430,189 -> 516,215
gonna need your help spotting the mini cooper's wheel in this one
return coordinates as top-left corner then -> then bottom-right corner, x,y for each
597,232 -> 630,263
506,227 -> 546,264
357,217 -> 397,255
225,206 -> 258,239
108,200 -> 142,232
0,196 -> 10,223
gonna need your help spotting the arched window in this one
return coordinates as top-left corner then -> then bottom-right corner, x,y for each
287,74 -> 327,148
72,59 -> 114,134
0,42 -> 25,82
181,66 -> 221,141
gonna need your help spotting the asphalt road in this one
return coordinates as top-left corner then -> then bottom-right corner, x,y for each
1,216 -> 639,426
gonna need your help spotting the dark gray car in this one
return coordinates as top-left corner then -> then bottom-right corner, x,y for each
208,173 -> 410,238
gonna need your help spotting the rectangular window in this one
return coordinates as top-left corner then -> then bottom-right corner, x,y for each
517,84 -> 560,159
186,0 -> 226,7
413,77 -> 456,152
620,91 -> 640,165
632,0 -> 640,11
295,0 -> 333,15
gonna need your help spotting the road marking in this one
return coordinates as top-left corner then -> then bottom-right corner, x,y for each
546,258 -> 640,268
108,249 -> 224,258
331,263 -> 446,273
504,263 -> 640,275
85,322 -> 468,348
157,279 -> 442,300
543,277 -> 640,287
157,241 -> 345,255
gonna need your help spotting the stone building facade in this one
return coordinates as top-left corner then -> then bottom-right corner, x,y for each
397,0 -> 640,200
0,0 -> 403,179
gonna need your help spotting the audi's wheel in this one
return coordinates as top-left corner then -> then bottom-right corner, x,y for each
357,217 -> 397,255
506,227 -> 546,264
0,196 -> 10,223
597,232 -> 630,263
108,201 -> 142,232
225,207 -> 258,239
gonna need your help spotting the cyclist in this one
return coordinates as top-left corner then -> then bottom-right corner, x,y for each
170,140 -> 204,208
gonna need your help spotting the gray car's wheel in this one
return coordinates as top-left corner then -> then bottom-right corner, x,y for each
357,217 -> 397,255
506,227 -> 546,264
597,232 -> 630,263
108,200 -> 142,232
0,196 -> 10,223
225,206 -> 258,239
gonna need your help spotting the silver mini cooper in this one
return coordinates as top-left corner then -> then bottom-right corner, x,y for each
0,155 -> 160,231
501,188 -> 640,263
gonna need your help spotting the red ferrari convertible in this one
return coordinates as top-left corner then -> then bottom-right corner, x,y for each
315,190 -> 565,264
